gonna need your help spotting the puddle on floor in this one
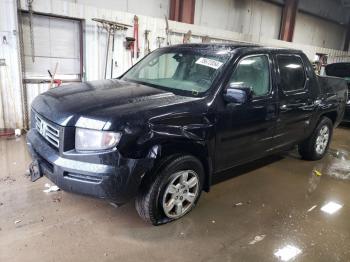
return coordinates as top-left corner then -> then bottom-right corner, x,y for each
316,149 -> 350,181
326,149 -> 350,180
307,149 -> 350,194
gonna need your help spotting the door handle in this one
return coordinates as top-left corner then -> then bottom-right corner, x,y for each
280,104 -> 288,112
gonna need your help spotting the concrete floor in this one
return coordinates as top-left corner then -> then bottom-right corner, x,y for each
1,125 -> 350,262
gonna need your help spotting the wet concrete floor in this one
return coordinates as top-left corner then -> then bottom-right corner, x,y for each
0,125 -> 350,261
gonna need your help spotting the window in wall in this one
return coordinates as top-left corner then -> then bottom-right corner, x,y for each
21,13 -> 82,81
277,55 -> 306,92
228,55 -> 270,96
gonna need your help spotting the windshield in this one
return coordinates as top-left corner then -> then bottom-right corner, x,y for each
122,48 -> 231,96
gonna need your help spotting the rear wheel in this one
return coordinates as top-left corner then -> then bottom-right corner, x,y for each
298,117 -> 333,160
135,155 -> 204,225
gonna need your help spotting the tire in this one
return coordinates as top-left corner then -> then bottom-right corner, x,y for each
298,117 -> 333,160
135,154 -> 204,225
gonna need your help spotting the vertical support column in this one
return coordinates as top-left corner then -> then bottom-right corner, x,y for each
169,0 -> 195,24
279,0 -> 299,42
344,19 -> 350,52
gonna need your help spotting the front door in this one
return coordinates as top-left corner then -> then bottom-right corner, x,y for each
215,54 -> 278,172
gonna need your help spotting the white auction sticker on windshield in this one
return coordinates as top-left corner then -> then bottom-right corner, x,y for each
195,57 -> 223,69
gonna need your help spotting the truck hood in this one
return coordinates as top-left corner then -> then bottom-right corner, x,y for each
31,79 -> 200,130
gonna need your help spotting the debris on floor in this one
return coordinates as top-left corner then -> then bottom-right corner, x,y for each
234,201 -> 252,207
109,202 -> 119,208
308,168 -> 322,195
24,169 -> 30,177
249,234 -> 266,245
14,220 -> 22,224
0,176 -> 16,184
307,205 -> 317,212
43,183 -> 60,193
52,196 -> 61,203
14,129 -> 22,137
313,170 -> 322,176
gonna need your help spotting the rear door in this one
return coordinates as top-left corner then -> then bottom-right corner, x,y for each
273,54 -> 313,149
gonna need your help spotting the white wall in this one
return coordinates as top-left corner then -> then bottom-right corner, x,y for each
65,0 -> 170,18
0,0 -> 23,129
194,0 -> 349,50
294,12 -> 347,50
194,0 -> 282,40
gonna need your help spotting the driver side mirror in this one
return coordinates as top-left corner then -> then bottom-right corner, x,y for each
223,83 -> 253,104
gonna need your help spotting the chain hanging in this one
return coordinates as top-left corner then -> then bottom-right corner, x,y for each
27,0 -> 35,63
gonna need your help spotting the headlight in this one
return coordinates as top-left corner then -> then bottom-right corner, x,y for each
75,128 -> 121,151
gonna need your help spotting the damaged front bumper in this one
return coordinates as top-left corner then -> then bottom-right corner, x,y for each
26,129 -> 153,204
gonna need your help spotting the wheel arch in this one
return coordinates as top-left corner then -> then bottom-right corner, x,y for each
321,111 -> 337,124
148,140 -> 213,192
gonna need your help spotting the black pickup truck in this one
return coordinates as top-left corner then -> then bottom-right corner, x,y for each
27,44 -> 348,225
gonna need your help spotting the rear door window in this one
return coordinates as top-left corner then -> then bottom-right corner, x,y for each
277,55 -> 306,92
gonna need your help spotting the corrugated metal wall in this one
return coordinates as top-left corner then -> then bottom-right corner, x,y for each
0,0 -> 23,129
0,0 -> 350,129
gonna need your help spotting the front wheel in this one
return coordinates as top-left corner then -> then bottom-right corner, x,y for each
135,155 -> 204,225
298,117 -> 333,160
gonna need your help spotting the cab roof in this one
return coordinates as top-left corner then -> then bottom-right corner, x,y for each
166,43 -> 302,54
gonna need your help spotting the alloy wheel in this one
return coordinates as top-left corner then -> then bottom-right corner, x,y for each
162,170 -> 200,219
315,125 -> 330,155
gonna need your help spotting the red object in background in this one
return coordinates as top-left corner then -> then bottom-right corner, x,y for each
53,79 -> 62,87
279,0 -> 299,42
169,0 -> 195,24
0,128 -> 15,137
133,15 -> 140,59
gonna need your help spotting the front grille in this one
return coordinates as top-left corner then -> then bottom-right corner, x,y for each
35,115 -> 60,148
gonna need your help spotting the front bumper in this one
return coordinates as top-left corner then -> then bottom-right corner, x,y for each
26,129 -> 153,204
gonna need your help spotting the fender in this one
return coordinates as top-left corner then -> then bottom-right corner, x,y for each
118,112 -> 216,191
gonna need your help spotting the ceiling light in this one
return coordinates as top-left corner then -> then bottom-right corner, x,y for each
321,201 -> 343,214
274,245 -> 302,261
